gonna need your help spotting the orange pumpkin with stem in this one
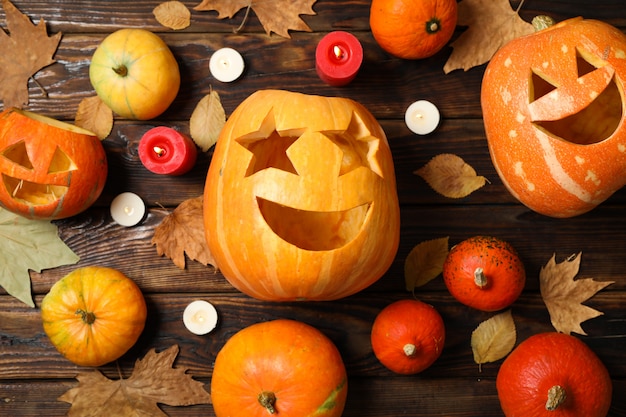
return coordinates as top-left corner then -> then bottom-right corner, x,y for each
497,332 -> 612,417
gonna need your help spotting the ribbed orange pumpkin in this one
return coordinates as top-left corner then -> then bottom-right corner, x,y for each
0,109 -> 107,220
482,18 -> 626,217
211,319 -> 348,417
203,89 -> 400,301
497,332 -> 612,417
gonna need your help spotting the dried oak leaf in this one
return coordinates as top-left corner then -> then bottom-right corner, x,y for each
415,154 -> 487,198
443,0 -> 534,73
152,196 -> 216,270
190,88 -> 225,152
154,1 -> 191,30
194,0 -> 317,38
75,96 -> 113,140
59,345 -> 212,417
540,253 -> 613,336
471,309 -> 516,370
404,237 -> 449,291
0,0 -> 62,109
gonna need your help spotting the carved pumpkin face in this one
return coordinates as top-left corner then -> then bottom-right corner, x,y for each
204,90 -> 400,301
0,109 -> 107,220
481,18 -> 626,217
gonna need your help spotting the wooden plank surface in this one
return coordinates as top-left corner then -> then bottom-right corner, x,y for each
1,0 -> 626,416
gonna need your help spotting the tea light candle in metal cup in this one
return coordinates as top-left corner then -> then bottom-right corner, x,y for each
183,300 -> 219,335
209,47 -> 245,83
110,192 -> 146,227
315,31 -> 363,86
405,100 -> 440,135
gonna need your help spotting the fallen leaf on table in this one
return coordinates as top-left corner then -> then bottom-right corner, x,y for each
415,154 -> 487,198
59,345 -> 212,417
540,253 -> 613,335
0,0 -> 62,108
75,96 -> 113,140
190,88 -> 226,152
443,0 -> 534,73
194,0 -> 317,38
0,207 -> 79,307
471,310 -> 516,370
152,196 -> 216,270
404,237 -> 449,291
154,1 -> 191,30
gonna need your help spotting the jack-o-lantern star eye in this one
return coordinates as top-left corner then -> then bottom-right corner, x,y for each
529,47 -> 623,145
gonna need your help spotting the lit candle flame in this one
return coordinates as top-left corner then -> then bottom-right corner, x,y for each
153,146 -> 166,157
333,45 -> 344,59
193,311 -> 206,323
124,206 -> 135,216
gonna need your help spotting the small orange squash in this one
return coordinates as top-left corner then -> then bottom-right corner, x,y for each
41,266 -> 147,367
371,299 -> 445,375
482,18 -> 626,217
497,332 -> 612,417
442,236 -> 525,312
211,319 -> 348,417
204,89 -> 400,301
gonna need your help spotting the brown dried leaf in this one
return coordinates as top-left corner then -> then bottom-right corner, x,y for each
59,345 -> 212,417
471,310 -> 516,369
75,96 -> 113,140
154,1 -> 191,30
404,237 -> 449,291
415,154 -> 486,198
194,0 -> 317,38
152,196 -> 216,270
443,0 -> 534,73
540,253 -> 614,335
0,0 -> 62,108
190,89 -> 225,152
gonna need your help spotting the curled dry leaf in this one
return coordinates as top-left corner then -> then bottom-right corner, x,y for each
404,237 -> 449,291
153,1 -> 191,30
540,253 -> 614,335
190,89 -> 226,152
415,153 -> 486,198
75,96 -> 113,140
471,309 -> 516,370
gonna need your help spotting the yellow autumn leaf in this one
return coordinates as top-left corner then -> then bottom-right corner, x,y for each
404,237 -> 449,291
471,310 -> 516,370
74,96 -> 113,140
190,89 -> 226,152
415,154 -> 487,198
153,1 -> 191,30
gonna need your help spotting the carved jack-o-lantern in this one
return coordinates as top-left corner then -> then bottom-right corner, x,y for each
482,18 -> 626,217
0,109 -> 107,220
204,90 -> 400,301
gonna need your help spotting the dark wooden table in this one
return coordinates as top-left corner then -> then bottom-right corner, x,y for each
1,1 -> 626,416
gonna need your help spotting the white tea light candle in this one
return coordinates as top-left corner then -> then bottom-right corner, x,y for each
405,100 -> 440,135
183,300 -> 219,335
209,47 -> 245,83
110,192 -> 146,227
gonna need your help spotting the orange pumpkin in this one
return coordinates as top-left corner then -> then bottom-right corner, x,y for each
211,319 -> 348,417
442,236 -> 525,312
369,0 -> 457,59
482,18 -> 626,217
203,89 -> 400,301
0,109 -> 107,220
370,299 -> 445,375
41,266 -> 147,367
497,332 -> 612,417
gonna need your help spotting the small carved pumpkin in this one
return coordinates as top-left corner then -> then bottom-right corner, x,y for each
482,18 -> 626,217
0,109 -> 107,220
204,90 -> 400,301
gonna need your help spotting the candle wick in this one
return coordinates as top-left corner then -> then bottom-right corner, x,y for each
124,206 -> 135,216
153,146 -> 166,157
333,45 -> 344,59
220,59 -> 230,68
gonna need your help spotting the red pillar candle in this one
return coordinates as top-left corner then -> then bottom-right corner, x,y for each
138,126 -> 197,175
315,31 -> 363,86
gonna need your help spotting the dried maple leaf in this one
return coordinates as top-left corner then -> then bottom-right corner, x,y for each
152,196 -> 216,270
194,0 -> 317,38
190,88 -> 225,152
404,237 -> 449,291
471,310 -> 516,371
154,1 -> 191,30
443,0 -> 534,73
540,253 -> 613,336
0,0 -> 62,108
415,154 -> 487,198
75,96 -> 113,140
59,345 -> 212,417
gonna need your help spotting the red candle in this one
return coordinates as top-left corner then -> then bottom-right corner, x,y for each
315,31 -> 363,86
138,127 -> 197,175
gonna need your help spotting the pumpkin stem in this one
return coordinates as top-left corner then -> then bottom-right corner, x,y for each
403,343 -> 417,357
113,65 -> 128,77
425,18 -> 441,34
76,309 -> 96,325
532,15 -> 556,32
258,391 -> 277,414
474,267 -> 488,288
545,385 -> 567,411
